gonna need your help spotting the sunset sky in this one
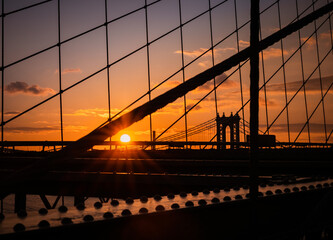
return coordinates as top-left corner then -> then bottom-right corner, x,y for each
1,0 -> 333,144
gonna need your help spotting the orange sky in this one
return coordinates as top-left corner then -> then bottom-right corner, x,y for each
1,0 -> 333,144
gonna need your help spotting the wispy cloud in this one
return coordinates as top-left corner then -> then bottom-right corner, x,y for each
5,82 -> 56,96
134,130 -> 151,136
266,75 -> 333,94
301,31 -> 333,49
174,47 -> 237,59
239,40 -> 250,48
195,73 -> 237,92
54,68 -> 82,75
320,32 -> 333,40
65,108 -> 129,118
301,36 -> 316,48
63,125 -> 88,132
156,100 -> 205,115
268,123 -> 333,133
5,126 -> 59,133
174,48 -> 209,58
262,47 -> 290,59
5,124 -> 89,133
155,73 -> 236,93
4,111 -> 21,115
259,96 -> 278,107
156,80 -> 182,89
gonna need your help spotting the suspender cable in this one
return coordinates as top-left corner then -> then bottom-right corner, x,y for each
296,0 -> 311,143
312,0 -> 327,142
3,2 -> 333,184
328,0 -> 333,56
293,46 -> 333,142
105,0 -> 111,121
145,0 -> 153,142
58,2 -> 333,156
259,25 -> 269,135
234,0 -> 247,141
1,0 -> 4,150
178,0 -> 188,143
57,0 -> 64,147
277,1 -> 290,142
208,0 -> 219,117
326,0 -> 333,144
104,0 -> 112,149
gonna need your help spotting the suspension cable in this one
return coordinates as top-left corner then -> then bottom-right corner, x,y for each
296,0 -> 311,143
312,0 -> 327,141
1,0 -> 4,147
178,0 -> 188,143
145,0 -> 153,141
208,0 -> 219,117
235,11 -> 332,130
277,0 -> 290,142
234,0 -> 247,141
57,0 -> 64,147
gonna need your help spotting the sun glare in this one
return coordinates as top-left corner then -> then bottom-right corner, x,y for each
120,134 -> 131,143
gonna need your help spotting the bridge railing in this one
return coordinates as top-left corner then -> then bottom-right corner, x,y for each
1,140 -> 332,153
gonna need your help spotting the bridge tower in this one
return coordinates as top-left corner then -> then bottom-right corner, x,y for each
216,113 -> 240,149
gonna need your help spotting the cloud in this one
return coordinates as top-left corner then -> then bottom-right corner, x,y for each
5,124 -> 89,134
198,61 -> 211,68
63,68 -> 82,74
54,68 -> 82,75
187,104 -> 202,111
65,108 -> 129,118
300,31 -> 333,49
174,48 -> 209,58
195,73 -> 237,92
161,80 -> 182,88
63,125 -> 88,132
174,47 -> 237,58
259,96 -> 278,107
301,36 -> 316,48
266,75 -> 333,94
156,99 -> 205,115
320,32 -> 333,40
134,130 -> 151,136
239,40 -> 250,48
4,111 -> 21,115
5,82 -> 56,96
268,123 -> 333,133
5,126 -> 59,133
262,47 -> 290,59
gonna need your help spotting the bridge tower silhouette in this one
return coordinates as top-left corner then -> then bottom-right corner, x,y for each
216,112 -> 240,149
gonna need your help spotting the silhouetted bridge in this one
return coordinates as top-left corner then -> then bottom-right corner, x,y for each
1,0 -> 333,239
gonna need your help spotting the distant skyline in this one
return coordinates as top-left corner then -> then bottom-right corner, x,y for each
1,0 -> 333,144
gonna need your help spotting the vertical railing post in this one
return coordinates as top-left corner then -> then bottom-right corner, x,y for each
250,0 -> 260,238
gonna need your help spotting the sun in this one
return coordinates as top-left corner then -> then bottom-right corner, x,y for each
120,134 -> 131,143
